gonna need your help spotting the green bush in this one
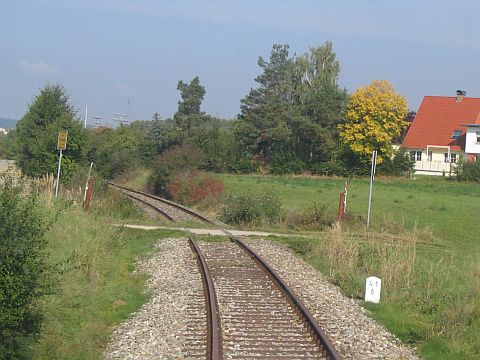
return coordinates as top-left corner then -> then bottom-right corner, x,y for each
455,158 -> 480,182
0,175 -> 51,359
270,151 -> 305,175
227,154 -> 259,174
285,204 -> 334,230
147,144 -> 206,197
378,148 -> 414,177
220,192 -> 283,225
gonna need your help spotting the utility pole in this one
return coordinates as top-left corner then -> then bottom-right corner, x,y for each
92,115 -> 102,128
84,104 -> 88,129
113,113 -> 128,126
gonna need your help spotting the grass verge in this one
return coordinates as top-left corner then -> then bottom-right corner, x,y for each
31,185 -> 184,359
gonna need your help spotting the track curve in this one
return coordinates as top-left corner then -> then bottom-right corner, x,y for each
110,183 -> 342,359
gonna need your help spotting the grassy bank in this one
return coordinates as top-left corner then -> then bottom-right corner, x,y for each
31,186 -> 184,359
220,174 -> 480,359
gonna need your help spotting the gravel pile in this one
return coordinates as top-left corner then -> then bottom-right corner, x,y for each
244,238 -> 418,360
104,238 -> 206,359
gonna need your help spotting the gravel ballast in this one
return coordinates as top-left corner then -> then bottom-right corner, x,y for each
105,237 -> 417,359
244,238 -> 418,360
105,238 -> 206,359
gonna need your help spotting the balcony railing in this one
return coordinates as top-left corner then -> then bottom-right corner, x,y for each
413,161 -> 456,174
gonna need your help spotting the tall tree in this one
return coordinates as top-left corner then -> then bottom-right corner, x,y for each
339,80 -> 408,162
293,42 -> 348,162
16,84 -> 86,179
236,44 -> 296,165
174,76 -> 206,130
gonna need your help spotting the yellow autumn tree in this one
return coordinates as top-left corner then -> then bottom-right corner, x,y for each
339,80 -> 408,162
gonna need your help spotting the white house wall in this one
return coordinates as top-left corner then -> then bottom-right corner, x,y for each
409,148 -> 457,176
465,128 -> 480,154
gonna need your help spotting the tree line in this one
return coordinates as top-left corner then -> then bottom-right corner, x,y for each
4,41 -> 415,187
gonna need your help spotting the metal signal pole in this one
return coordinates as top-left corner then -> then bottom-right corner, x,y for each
367,150 -> 377,228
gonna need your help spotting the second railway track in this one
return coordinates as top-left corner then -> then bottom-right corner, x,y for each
109,182 -> 341,359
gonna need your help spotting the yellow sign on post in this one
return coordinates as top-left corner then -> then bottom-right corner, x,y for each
57,130 -> 68,150
55,130 -> 68,197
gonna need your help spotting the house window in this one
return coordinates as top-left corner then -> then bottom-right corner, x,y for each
427,150 -> 432,162
451,130 -> 462,139
444,153 -> 457,163
476,131 -> 480,143
410,150 -> 422,161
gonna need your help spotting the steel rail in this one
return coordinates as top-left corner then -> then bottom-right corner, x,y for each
119,191 -> 175,221
109,182 -> 342,359
232,236 -> 342,360
108,182 -> 218,225
188,236 -> 222,360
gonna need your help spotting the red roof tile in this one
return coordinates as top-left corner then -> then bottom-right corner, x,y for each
403,96 -> 480,151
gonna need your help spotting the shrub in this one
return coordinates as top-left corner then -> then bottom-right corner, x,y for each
220,192 -> 282,225
270,151 -> 305,174
311,160 -> 349,177
227,154 -> 259,174
378,148 -> 414,177
167,171 -> 224,206
147,144 -> 206,196
455,158 -> 480,182
284,204 -> 334,230
0,174 -> 51,359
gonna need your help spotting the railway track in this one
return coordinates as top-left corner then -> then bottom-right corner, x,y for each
109,182 -> 341,359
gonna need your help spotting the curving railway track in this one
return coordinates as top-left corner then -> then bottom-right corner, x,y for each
108,182 -> 341,360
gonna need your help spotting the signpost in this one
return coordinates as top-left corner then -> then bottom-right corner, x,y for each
55,130 -> 68,197
367,150 -> 377,228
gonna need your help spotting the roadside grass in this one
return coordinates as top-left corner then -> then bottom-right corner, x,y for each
220,174 -> 480,359
31,184 -> 185,359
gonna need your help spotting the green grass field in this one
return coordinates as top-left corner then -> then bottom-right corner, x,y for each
220,173 -> 480,359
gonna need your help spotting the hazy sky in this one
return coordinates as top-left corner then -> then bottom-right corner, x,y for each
1,0 -> 479,125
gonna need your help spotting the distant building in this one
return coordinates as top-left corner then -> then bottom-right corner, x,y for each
402,91 -> 480,176
0,128 -> 8,135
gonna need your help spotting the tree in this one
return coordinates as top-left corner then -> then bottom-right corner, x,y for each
236,42 -> 347,171
339,80 -> 408,162
87,124 -> 143,179
0,134 -> 5,158
236,44 -> 296,165
294,42 -> 348,162
174,77 -> 206,130
15,85 -> 87,180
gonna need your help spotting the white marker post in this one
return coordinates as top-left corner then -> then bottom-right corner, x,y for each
365,276 -> 382,303
367,150 -> 377,228
55,130 -> 68,197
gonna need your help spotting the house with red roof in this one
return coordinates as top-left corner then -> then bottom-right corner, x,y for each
402,91 -> 480,175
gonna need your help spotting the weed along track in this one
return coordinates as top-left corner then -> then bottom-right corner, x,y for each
110,183 -> 341,359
